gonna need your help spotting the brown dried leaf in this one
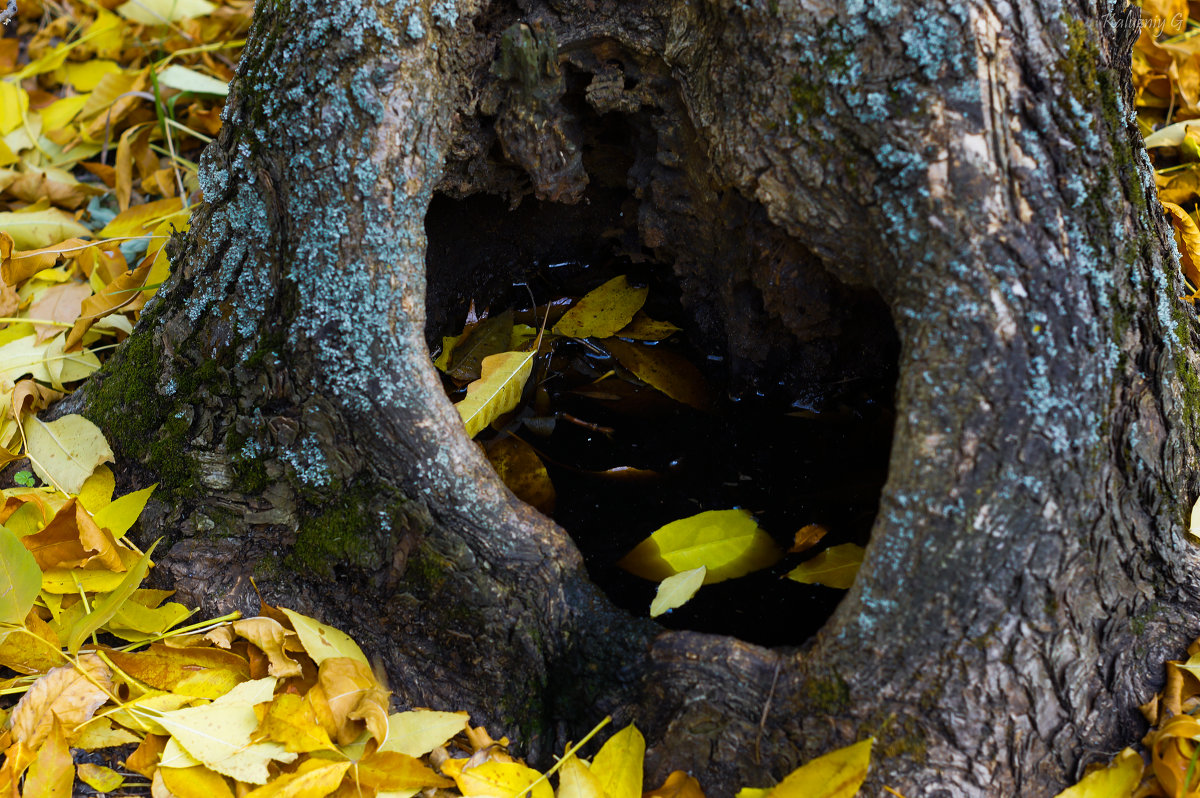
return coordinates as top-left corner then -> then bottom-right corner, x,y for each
10,653 -> 113,748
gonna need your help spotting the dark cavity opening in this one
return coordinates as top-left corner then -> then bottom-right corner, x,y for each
423,41 -> 899,646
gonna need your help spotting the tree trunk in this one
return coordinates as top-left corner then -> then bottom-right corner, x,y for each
68,0 -> 1200,793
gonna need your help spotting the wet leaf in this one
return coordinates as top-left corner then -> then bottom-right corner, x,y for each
765,738 -> 872,798
649,566 -> 706,618
789,524 -> 828,554
616,311 -> 680,341
485,436 -> 555,513
0,525 -> 40,624
602,338 -> 710,410
448,309 -> 513,382
619,509 -> 783,584
1053,747 -> 1143,798
455,350 -> 535,438
785,543 -> 865,590
553,275 -> 648,338
591,723 -> 644,798
24,413 -> 114,494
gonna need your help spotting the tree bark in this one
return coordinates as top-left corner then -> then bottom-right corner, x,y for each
68,0 -> 1200,794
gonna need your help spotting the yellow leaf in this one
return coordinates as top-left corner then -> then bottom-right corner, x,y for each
71,718 -> 140,751
318,656 -> 389,746
76,763 -> 125,793
556,754 -> 606,798
765,738 -> 872,798
442,759 -> 552,798
158,765 -> 235,798
1053,747 -> 1142,798
22,718 -> 73,798
97,196 -> 183,238
0,83 -> 28,135
454,350 -> 535,438
279,606 -> 368,666
65,539 -> 158,655
116,0 -> 217,24
231,617 -> 303,678
149,692 -> 298,784
553,275 -> 648,338
103,644 -> 249,695
1162,201 -> 1200,288
0,525 -> 40,624
53,60 -> 122,92
243,759 -> 350,798
645,771 -> 706,798
591,723 -> 644,798
650,566 -> 706,618
92,484 -> 156,539
10,653 -> 113,748
618,509 -> 782,584
36,96 -> 89,134
378,710 -> 469,757
351,750 -> 454,791
485,436 -> 555,514
784,543 -> 865,590
105,601 -> 193,640
24,413 -> 114,494
602,338 -> 711,410
79,465 -> 116,512
0,209 -> 91,251
615,311 -> 680,341
256,693 -> 337,754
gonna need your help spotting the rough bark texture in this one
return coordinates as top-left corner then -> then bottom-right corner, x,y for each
69,0 -> 1200,794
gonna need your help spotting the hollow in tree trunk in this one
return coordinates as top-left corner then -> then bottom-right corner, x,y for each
68,0 -> 1200,794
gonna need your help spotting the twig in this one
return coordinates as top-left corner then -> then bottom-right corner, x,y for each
755,657 -> 783,764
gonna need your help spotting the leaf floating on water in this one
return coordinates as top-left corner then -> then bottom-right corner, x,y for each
789,524 -> 828,553
785,543 -> 864,590
486,436 -> 556,514
455,350 -> 535,438
553,275 -> 648,339
763,738 -> 872,798
649,566 -> 706,617
448,309 -> 514,382
619,509 -> 782,584
602,337 -> 711,411
616,311 -> 680,341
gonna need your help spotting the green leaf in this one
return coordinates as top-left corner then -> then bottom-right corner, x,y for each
24,413 -> 114,494
765,738 -> 872,798
0,524 -> 41,624
553,275 -> 648,339
66,538 -> 158,655
784,543 -> 864,590
618,509 -> 782,584
454,350 -> 535,438
155,65 -> 229,96
649,566 -> 705,618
